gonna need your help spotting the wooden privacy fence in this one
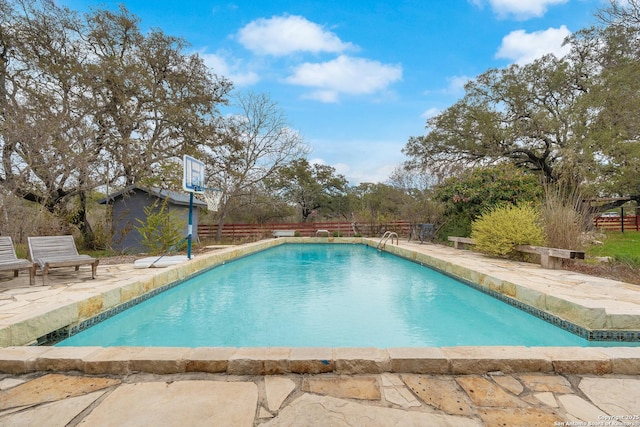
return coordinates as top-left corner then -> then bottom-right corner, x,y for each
593,215 -> 639,232
198,221 -> 412,240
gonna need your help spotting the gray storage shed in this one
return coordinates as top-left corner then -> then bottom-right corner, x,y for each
99,186 -> 207,253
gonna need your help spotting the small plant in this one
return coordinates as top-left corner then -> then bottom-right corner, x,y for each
332,231 -> 343,237
471,203 -> 546,258
135,199 -> 187,255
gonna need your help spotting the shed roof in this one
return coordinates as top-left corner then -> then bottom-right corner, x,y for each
98,185 -> 207,208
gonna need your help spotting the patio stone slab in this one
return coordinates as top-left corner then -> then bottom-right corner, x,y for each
578,377 -> 640,415
0,374 -> 119,411
0,390 -> 106,427
477,407 -> 564,426
456,376 -> 528,408
557,394 -> 608,422
490,374 -> 524,395
301,375 -> 381,400
402,375 -> 475,416
518,374 -> 574,394
78,381 -> 258,427
262,393 -> 482,427
264,376 -> 296,411
380,373 -> 421,408
534,391 -> 558,407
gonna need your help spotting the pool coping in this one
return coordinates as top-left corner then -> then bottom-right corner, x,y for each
1,237 -> 640,376
1,344 -> 639,375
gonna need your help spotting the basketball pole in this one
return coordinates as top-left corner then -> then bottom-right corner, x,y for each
187,191 -> 194,259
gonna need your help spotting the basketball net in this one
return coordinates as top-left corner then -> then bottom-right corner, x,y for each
202,188 -> 223,212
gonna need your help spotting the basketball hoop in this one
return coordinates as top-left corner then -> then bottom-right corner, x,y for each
202,188 -> 223,212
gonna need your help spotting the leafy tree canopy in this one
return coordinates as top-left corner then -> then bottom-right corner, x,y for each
405,2 -> 640,200
432,163 -> 543,237
266,158 -> 348,222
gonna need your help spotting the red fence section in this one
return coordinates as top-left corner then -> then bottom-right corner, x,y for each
593,216 -> 639,232
198,221 -> 412,240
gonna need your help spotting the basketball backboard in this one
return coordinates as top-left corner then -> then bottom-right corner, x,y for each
183,155 -> 205,194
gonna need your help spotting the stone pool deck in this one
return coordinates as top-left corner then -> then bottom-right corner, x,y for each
1,238 -> 640,425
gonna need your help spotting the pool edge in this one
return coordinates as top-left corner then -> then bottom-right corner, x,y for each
1,345 -> 639,375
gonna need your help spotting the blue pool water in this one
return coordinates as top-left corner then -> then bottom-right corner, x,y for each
59,244 -> 603,347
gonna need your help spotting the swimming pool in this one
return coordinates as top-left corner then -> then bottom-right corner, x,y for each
58,243 -> 603,347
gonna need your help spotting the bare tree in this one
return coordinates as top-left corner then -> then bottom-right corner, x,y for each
201,91 -> 308,240
0,1 -> 231,243
597,0 -> 640,26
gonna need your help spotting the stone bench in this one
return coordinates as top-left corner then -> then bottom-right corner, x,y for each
272,230 -> 296,238
514,245 -> 585,270
447,236 -> 476,249
448,236 -> 585,270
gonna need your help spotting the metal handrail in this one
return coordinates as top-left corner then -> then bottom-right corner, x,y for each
377,231 -> 398,250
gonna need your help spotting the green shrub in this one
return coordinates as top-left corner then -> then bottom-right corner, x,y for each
135,199 -> 187,255
471,203 -> 546,258
433,163 -> 543,234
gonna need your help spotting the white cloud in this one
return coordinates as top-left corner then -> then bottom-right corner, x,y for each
237,15 -> 355,56
495,25 -> 572,64
286,55 -> 402,103
309,139 -> 406,184
199,52 -> 260,86
421,107 -> 441,120
474,0 -> 568,19
447,75 -> 472,93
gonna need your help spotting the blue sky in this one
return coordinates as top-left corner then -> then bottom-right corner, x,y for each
60,0 -> 602,185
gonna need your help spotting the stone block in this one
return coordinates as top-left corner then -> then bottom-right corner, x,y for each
442,346 -> 553,374
544,295 -> 607,330
0,346 -> 48,374
184,347 -> 236,373
387,347 -> 449,374
77,295 -> 104,320
594,347 -> 640,374
101,287 -> 123,310
127,347 -> 190,374
334,348 -> 391,374
513,284 -> 546,311
288,347 -> 334,373
0,325 -> 11,347
227,347 -> 291,375
9,303 -> 78,346
120,281 -> 145,303
82,347 -> 144,375
542,347 -> 612,375
35,346 -> 102,372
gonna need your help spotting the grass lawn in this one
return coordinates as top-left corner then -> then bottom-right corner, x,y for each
587,232 -> 640,266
